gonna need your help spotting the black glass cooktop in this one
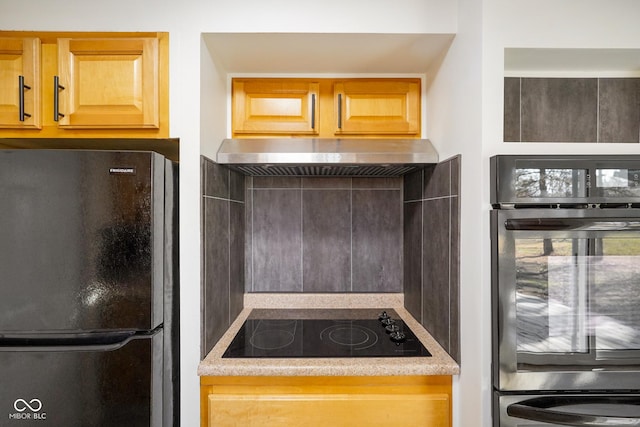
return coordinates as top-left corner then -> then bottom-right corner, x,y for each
222,309 -> 432,358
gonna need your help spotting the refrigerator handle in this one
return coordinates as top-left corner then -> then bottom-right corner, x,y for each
507,396 -> 640,426
0,330 -> 140,351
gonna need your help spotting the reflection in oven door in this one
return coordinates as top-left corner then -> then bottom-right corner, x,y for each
491,155 -> 640,426
494,392 -> 640,427
492,208 -> 640,392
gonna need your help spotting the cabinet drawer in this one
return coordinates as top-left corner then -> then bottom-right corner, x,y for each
208,392 -> 449,427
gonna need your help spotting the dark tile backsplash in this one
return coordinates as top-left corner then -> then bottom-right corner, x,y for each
247,177 -> 403,293
599,78 -> 640,143
403,156 -> 461,363
202,158 -> 461,363
201,157 -> 245,358
504,77 -> 640,143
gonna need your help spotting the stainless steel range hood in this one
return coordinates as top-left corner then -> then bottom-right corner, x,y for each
216,138 -> 438,177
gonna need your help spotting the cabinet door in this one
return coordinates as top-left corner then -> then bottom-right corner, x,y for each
232,79 -> 319,135
334,79 -> 420,135
0,37 -> 41,129
208,393 -> 449,426
56,38 -> 159,129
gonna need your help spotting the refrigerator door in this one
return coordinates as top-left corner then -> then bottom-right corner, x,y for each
0,330 -> 163,427
0,150 -> 166,332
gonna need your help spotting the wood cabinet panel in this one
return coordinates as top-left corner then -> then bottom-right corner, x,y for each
334,79 -> 420,135
0,37 -> 41,129
57,37 -> 159,129
201,375 -> 451,427
0,31 -> 168,138
232,79 -> 319,135
209,392 -> 449,426
231,78 -> 421,138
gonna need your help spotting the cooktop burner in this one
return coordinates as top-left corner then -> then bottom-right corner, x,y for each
222,309 -> 432,358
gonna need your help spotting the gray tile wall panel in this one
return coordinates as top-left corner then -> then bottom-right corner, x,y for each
504,77 -> 521,142
203,159 -> 230,198
302,190 -> 352,292
202,197 -> 229,357
403,201 -> 422,321
521,78 -> 598,142
403,155 -> 460,363
246,176 -> 403,293
230,201 -> 245,321
352,190 -> 402,292
403,169 -> 423,202
251,188 -> 303,292
423,161 -> 451,199
449,195 -> 461,363
201,157 -> 246,358
422,198 -> 451,352
505,77 -> 640,144
599,78 -> 640,143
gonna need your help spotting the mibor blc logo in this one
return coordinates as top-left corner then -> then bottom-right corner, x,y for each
8,398 -> 46,421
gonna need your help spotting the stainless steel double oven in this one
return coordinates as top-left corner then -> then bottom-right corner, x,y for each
491,155 -> 640,426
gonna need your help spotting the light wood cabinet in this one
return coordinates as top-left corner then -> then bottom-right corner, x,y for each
231,78 -> 421,138
334,79 -> 420,135
56,38 -> 159,129
232,79 -> 319,135
201,376 -> 451,427
0,32 -> 168,138
0,37 -> 41,129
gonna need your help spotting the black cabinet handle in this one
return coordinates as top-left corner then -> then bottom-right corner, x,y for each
53,75 -> 65,121
311,94 -> 316,130
18,75 -> 31,121
337,93 -> 342,129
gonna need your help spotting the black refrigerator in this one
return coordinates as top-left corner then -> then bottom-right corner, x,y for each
0,149 -> 179,426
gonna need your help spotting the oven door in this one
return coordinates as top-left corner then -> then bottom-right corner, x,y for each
492,208 -> 640,392
494,392 -> 640,427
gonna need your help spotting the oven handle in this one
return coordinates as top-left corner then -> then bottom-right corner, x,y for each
504,218 -> 640,231
507,396 -> 640,426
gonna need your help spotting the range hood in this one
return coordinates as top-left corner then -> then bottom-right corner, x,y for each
216,138 -> 438,177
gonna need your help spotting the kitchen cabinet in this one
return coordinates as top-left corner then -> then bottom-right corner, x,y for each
201,375 -> 451,427
334,79 -> 420,135
231,78 -> 421,138
232,79 -> 319,135
0,32 -> 168,138
0,37 -> 41,129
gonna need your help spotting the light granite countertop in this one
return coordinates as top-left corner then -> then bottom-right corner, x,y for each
198,294 -> 460,377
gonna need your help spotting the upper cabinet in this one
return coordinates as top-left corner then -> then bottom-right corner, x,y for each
57,38 -> 159,129
0,32 -> 168,138
231,78 -> 421,138
232,79 -> 319,135
0,37 -> 41,129
334,79 -> 420,136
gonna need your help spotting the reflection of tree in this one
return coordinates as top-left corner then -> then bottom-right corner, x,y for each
515,168 -> 576,199
514,167 -> 580,254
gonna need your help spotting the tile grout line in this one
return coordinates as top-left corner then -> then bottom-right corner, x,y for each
227,169 -> 231,326
350,177 -> 354,292
448,162 -> 452,352
519,77 -> 522,142
420,169 -> 424,325
301,181 -> 304,292
251,178 -> 255,293
597,78 -> 600,143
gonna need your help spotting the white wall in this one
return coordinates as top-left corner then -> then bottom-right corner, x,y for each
425,0 -> 486,425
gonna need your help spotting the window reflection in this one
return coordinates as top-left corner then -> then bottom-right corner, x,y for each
514,168 -> 586,198
515,237 -> 640,354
